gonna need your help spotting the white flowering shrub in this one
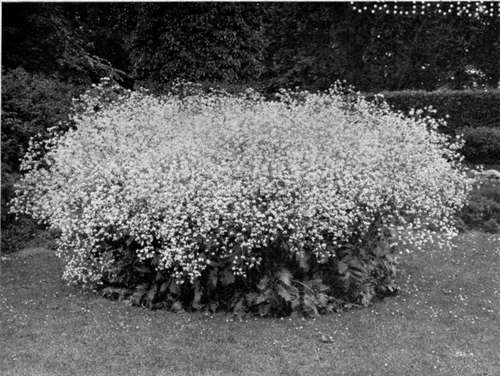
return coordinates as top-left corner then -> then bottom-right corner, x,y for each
11,81 -> 473,316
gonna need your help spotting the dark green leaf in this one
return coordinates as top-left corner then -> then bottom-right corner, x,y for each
258,303 -> 271,317
254,292 -> 269,305
232,297 -> 246,316
257,276 -> 269,291
129,290 -> 145,306
209,301 -> 219,313
159,281 -> 170,295
144,285 -> 158,307
208,268 -> 218,290
245,292 -> 258,305
169,281 -> 180,295
302,294 -> 319,317
136,283 -> 149,293
101,287 -> 128,301
276,268 -> 292,286
134,265 -> 151,274
276,284 -> 292,302
192,281 -> 204,310
338,261 -> 348,274
220,268 -> 235,286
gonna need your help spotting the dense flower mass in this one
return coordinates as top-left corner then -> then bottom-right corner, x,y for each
11,81 -> 473,287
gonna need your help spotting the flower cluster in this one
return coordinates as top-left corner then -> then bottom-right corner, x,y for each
11,81 -> 473,286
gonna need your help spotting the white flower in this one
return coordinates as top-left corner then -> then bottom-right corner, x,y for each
10,82 -> 473,285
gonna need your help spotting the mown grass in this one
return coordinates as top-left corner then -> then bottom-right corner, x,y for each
1,232 -> 499,376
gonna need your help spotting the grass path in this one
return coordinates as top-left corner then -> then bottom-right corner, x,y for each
1,232 -> 499,376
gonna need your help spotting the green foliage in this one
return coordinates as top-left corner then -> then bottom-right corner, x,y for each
368,90 -> 500,133
346,10 -> 499,90
98,233 -> 398,317
366,90 -> 500,164
63,3 -> 137,74
3,3 -> 500,92
1,68 -> 76,170
262,4 -> 349,92
2,3 -> 133,86
2,4 -> 68,76
1,68 -> 76,253
459,178 -> 500,233
130,3 -> 267,91
127,3 -> 500,92
459,127 -> 500,163
264,3 -> 500,92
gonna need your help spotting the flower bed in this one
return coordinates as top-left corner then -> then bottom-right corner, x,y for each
11,82 -> 473,316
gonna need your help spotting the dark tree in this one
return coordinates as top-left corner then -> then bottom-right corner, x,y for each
129,3 -> 268,91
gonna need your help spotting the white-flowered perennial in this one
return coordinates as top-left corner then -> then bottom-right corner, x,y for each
11,83 -> 473,285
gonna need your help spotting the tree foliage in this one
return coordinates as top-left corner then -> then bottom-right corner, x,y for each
129,3 -> 268,91
3,2 -> 499,92
263,2 -> 500,91
2,3 -> 132,86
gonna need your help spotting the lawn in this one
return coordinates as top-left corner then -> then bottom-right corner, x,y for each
1,232 -> 499,376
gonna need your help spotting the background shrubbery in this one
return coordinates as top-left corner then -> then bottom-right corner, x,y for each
3,3 -> 500,93
1,68 -> 79,252
459,126 -> 500,164
367,90 -> 500,132
1,68 -> 77,170
459,178 -> 500,233
366,90 -> 500,165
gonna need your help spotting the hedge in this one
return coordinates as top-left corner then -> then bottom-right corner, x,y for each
365,89 -> 500,133
459,178 -> 500,234
459,126 -> 500,164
